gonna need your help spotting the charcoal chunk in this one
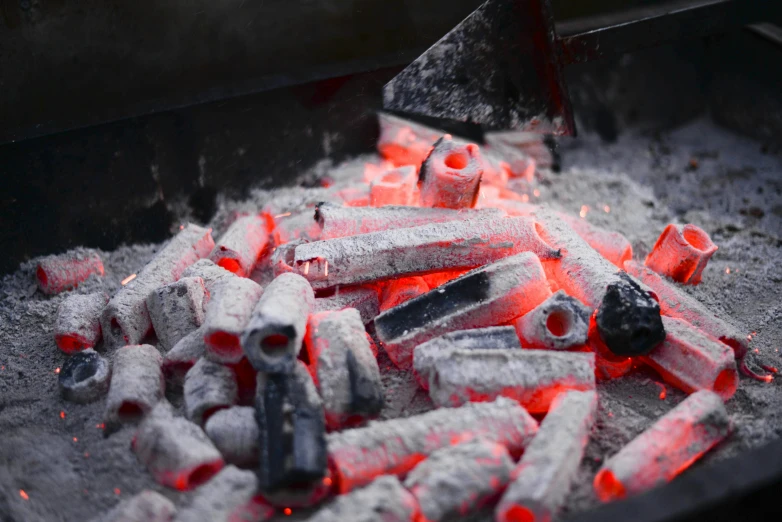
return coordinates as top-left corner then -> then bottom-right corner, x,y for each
59,349 -> 111,404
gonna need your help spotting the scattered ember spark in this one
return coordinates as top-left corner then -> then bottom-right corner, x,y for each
304,262 -> 310,275
179,225 -> 185,230
96,423 -> 105,429
121,274 -> 137,285
283,508 -> 292,516
521,194 -> 530,203
725,268 -> 731,274
73,437 -> 78,442
480,190 -> 486,200
59,411 -> 66,419
19,490 -> 29,501
655,383 -> 667,400
765,366 -> 779,374
608,412 -> 614,417
580,205 -> 590,218
603,205 -> 611,213
323,477 -> 333,487
114,488 -> 121,495
324,260 -> 329,277
748,334 -> 754,342
754,349 -> 760,354
274,212 -> 292,219
84,452 -> 90,458
1,366 -> 4,370
54,367 -> 60,374
533,189 -> 541,197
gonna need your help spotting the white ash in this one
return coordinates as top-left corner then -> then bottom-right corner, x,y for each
146,277 -> 207,352
204,406 -> 259,469
90,489 -> 176,522
183,358 -> 238,426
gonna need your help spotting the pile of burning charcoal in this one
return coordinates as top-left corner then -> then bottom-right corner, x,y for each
38,113 -> 766,522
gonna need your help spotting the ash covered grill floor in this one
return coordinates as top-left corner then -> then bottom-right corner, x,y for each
1,117 -> 781,521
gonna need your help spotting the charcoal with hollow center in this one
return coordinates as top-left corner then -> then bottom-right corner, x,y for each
202,277 -> 263,364
242,273 -> 314,373
641,316 -> 738,400
418,136 -> 483,209
174,465 -> 273,522
375,252 -> 552,370
181,258 -> 236,293
313,285 -> 380,324
380,277 -> 429,312
428,349 -> 595,414
164,326 -> 207,385
146,277 -> 208,352
184,358 -> 239,426
413,326 -> 521,390
594,390 -> 730,502
295,215 -> 558,290
209,214 -> 269,277
514,290 -> 591,350
204,406 -> 259,469
104,344 -> 164,428
327,397 -> 538,494
90,489 -> 176,522
101,224 -> 214,347
405,438 -> 514,521
36,248 -> 104,295
645,224 -> 717,285
133,400 -> 224,491
59,349 -> 111,404
55,292 -> 109,353
496,390 -> 598,522
305,309 -> 383,430
315,202 -> 504,240
305,475 -> 419,522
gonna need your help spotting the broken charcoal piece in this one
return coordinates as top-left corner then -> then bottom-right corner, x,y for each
405,439 -> 514,522
514,290 -> 591,350
173,465 -> 273,522
146,277 -> 208,352
305,309 -> 383,430
36,249 -> 104,295
596,272 -> 666,357
315,202 -> 503,240
418,136 -> 484,209
307,475 -> 419,522
496,390 -> 597,522
55,292 -> 109,353
104,344 -> 164,427
133,400 -> 224,491
255,361 -> 327,492
242,273 -> 314,374
427,349 -> 595,413
202,277 -> 263,364
380,276 -> 429,312
313,286 -> 380,325
369,166 -> 418,207
645,224 -> 717,285
184,358 -> 238,426
375,252 -> 552,370
413,326 -> 521,390
377,111 -> 442,167
209,214 -> 269,277
594,390 -> 731,502
641,316 -> 738,400
91,490 -> 176,522
270,239 -> 304,276
59,349 -> 111,404
327,397 -> 538,494
181,259 -> 236,293
204,406 -> 260,469
101,224 -> 214,347
557,212 -> 633,268
164,327 -> 207,385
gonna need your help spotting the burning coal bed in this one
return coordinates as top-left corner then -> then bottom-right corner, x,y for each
1,113 -> 781,522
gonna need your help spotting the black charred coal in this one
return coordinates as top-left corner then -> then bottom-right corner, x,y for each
346,349 -> 384,417
59,349 -> 111,404
255,361 -> 327,492
596,273 -> 665,356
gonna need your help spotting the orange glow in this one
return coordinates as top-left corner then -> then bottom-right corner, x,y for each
19,490 -> 29,501
114,488 -> 121,495
725,268 -> 731,274
579,205 -> 589,218
54,367 -> 60,374
521,194 -> 530,203
284,508 -> 292,516
656,383 -> 667,400
274,212 -> 292,219
121,273 -> 137,285
323,477 -> 333,487
59,411 -> 66,419
533,189 -> 540,197
594,470 -> 626,501
96,423 -> 105,429
304,261 -> 310,275
604,205 -> 611,213
84,452 -> 90,458
324,260 -> 329,277
502,505 -> 536,522
645,224 -> 717,285
216,257 -> 242,275
73,437 -> 78,442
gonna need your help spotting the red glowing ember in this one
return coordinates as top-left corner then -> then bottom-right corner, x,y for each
645,224 -> 717,285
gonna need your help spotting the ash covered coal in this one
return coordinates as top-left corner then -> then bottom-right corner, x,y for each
0,117 -> 781,522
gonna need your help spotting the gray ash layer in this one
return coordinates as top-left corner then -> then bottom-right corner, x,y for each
0,118 -> 781,521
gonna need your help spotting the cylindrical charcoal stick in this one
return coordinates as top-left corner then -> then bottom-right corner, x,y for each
313,285 -> 380,325
327,397 -> 538,494
428,349 -> 595,413
146,277 -> 207,352
405,439 -> 514,522
496,390 -> 598,522
101,224 -> 214,347
59,349 -> 111,404
55,292 -> 109,353
295,215 -> 559,290
36,249 -> 104,295
594,390 -> 731,502
375,252 -> 552,370
202,277 -> 263,364
315,202 -> 503,240
418,136 -> 483,209
164,327 -> 207,384
514,290 -> 591,350
205,406 -> 259,469
209,214 -> 269,277
306,475 -> 420,522
380,277 -> 429,312
377,110 -> 441,167
242,273 -> 314,373
173,465 -> 273,522
184,358 -> 239,426
104,344 -> 164,427
305,309 -> 383,430
645,224 -> 717,285
557,212 -> 633,268
270,239 -> 304,276
181,259 -> 236,292
133,401 -> 224,491
413,326 -> 521,390
369,166 -> 418,207
532,209 -> 664,357
91,490 -> 176,522
272,210 -> 323,245
641,317 -> 738,400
